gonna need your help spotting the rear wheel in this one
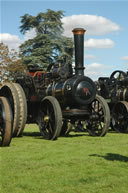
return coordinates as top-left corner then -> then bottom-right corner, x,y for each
86,95 -> 110,136
13,83 -> 27,136
38,96 -> 62,140
0,82 -> 20,137
0,97 -> 13,146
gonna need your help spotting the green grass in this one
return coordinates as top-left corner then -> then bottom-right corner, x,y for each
0,124 -> 128,193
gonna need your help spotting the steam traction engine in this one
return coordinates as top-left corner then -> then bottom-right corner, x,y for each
97,70 -> 128,133
0,28 -> 110,140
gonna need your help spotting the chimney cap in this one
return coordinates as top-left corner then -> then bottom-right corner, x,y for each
72,28 -> 86,35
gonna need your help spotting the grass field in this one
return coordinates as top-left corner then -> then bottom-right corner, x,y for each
0,124 -> 128,193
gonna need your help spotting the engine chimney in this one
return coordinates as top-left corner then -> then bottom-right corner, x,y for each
72,28 -> 86,76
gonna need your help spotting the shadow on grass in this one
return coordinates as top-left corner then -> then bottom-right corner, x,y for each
89,153 -> 128,162
23,132 -> 47,140
23,131 -> 88,138
23,132 -> 41,137
60,133 -> 88,138
108,130 -> 128,134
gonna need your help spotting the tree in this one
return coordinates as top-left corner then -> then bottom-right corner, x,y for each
19,9 -> 73,69
0,42 -> 26,82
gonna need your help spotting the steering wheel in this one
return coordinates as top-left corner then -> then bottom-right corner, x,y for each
110,70 -> 127,81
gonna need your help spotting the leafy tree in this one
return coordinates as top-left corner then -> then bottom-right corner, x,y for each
20,9 -> 73,69
0,42 -> 26,82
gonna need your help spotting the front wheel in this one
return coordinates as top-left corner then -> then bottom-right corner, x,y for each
86,94 -> 110,136
38,96 -> 62,140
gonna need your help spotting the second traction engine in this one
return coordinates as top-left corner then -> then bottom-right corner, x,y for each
97,70 -> 128,133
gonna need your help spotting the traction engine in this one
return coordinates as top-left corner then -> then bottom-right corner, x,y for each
0,28 -> 110,140
97,70 -> 128,133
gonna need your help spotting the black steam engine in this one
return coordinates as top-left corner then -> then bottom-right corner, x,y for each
97,70 -> 128,133
0,28 -> 110,141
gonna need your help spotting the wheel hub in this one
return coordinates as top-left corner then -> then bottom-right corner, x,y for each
44,115 -> 50,122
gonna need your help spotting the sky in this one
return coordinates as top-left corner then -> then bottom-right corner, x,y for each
0,0 -> 128,80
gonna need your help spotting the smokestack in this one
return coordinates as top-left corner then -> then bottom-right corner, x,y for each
72,28 -> 86,76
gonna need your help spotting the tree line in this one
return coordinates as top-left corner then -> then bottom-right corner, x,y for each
0,9 -> 73,82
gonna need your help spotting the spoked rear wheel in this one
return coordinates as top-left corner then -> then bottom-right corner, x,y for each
86,95 -> 110,136
38,96 -> 62,140
112,101 -> 128,133
0,97 -> 13,146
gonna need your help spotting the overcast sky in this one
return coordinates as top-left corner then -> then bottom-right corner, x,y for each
1,0 -> 128,80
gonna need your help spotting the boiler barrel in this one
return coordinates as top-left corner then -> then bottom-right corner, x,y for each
45,76 -> 96,107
